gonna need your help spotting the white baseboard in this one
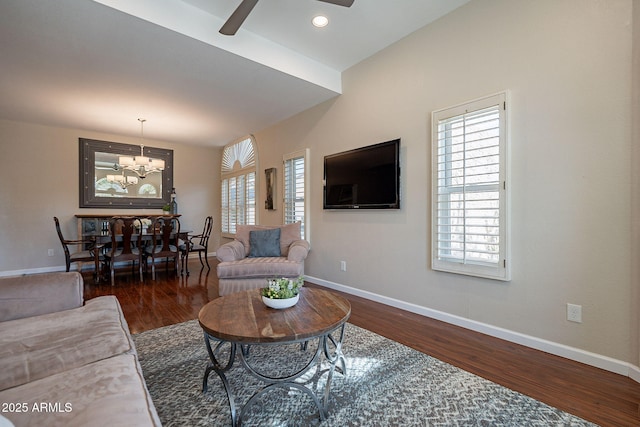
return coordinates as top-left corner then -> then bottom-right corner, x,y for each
0,252 -> 217,278
306,275 -> 640,383
0,265 -> 68,277
630,365 -> 640,383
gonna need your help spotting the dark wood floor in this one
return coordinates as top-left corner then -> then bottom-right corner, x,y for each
82,258 -> 640,427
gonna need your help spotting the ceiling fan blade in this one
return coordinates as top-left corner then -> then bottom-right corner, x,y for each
219,0 -> 259,36
318,0 -> 354,7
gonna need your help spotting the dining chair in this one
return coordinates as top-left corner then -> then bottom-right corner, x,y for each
54,216 -> 102,276
145,216 -> 181,280
103,217 -> 144,286
180,216 -> 213,272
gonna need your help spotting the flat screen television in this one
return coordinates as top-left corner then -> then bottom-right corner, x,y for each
323,139 -> 400,209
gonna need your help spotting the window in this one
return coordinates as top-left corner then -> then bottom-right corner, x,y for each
221,136 -> 257,236
94,177 -> 129,194
283,149 -> 309,240
431,92 -> 510,280
138,183 -> 157,196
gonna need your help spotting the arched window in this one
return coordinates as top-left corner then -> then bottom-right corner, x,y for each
94,177 -> 129,196
221,136 -> 257,236
138,183 -> 158,196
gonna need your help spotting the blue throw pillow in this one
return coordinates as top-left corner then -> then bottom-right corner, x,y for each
249,228 -> 281,257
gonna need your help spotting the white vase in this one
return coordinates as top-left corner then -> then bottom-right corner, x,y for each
262,294 -> 299,309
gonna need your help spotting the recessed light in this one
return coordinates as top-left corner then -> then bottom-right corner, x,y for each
312,15 -> 329,28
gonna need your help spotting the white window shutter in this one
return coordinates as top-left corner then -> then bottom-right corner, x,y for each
283,149 -> 309,240
432,92 -> 510,281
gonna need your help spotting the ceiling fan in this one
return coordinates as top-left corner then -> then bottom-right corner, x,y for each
219,0 -> 355,36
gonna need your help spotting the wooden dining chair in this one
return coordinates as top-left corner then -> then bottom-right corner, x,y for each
103,217 -> 144,286
54,216 -> 101,276
145,216 -> 181,280
180,216 -> 213,272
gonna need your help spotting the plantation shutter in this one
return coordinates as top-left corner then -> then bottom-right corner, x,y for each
432,92 -> 510,281
245,171 -> 256,225
221,179 -> 229,233
283,150 -> 308,240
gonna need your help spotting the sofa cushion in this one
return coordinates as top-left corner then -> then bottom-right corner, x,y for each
236,222 -> 301,257
278,222 -> 302,255
0,353 -> 161,427
0,272 -> 83,322
249,228 -> 281,257
217,257 -> 304,279
0,295 -> 134,391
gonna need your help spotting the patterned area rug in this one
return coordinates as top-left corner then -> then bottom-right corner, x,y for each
132,320 -> 596,426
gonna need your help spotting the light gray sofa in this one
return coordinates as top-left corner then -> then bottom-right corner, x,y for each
0,272 -> 161,427
216,222 -> 310,296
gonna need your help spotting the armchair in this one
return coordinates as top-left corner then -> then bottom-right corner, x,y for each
216,222 -> 310,296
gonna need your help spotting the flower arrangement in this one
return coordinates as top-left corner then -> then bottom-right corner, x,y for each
261,277 -> 304,300
140,218 -> 152,228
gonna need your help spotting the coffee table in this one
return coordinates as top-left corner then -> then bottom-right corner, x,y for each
198,287 -> 351,426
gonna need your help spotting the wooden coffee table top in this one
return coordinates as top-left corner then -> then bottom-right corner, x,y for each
198,288 -> 351,344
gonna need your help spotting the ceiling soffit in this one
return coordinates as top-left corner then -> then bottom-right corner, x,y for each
92,0 -> 342,94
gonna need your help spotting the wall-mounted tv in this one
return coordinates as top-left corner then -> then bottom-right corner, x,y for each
323,138 -> 400,209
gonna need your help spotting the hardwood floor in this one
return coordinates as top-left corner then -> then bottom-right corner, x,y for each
82,258 -> 640,426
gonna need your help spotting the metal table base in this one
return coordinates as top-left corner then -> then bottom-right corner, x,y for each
202,323 -> 347,426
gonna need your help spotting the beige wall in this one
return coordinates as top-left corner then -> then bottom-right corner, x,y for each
254,0 -> 638,368
0,119 -> 221,273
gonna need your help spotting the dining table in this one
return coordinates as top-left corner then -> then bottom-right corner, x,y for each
89,228 -> 192,282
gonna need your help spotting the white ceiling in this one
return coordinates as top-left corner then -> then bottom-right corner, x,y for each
0,0 -> 469,147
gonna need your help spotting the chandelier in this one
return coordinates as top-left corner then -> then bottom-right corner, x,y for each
117,119 -> 165,178
106,170 -> 138,189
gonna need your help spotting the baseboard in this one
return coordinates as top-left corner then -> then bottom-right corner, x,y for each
0,265 -> 68,277
306,275 -> 640,383
0,252 -> 217,278
177,251 -> 217,259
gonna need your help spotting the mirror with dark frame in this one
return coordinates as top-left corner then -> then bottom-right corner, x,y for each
79,138 -> 174,209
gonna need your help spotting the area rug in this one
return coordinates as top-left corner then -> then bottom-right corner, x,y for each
132,320 -> 596,426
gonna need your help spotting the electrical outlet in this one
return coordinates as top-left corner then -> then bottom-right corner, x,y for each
47,249 -> 55,257
567,303 -> 582,323
340,260 -> 347,272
